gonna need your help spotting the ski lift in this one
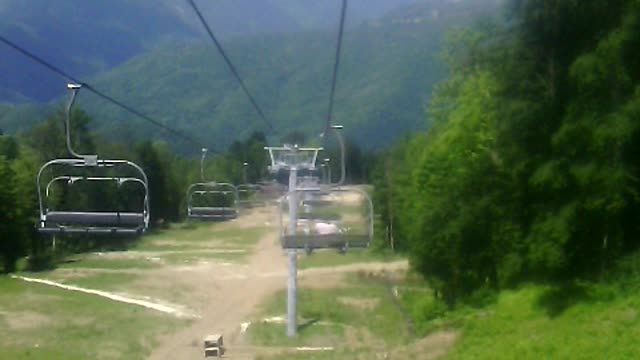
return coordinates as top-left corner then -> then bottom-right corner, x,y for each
269,127 -> 374,252
278,187 -> 374,252
37,84 -> 150,235
186,148 -> 239,220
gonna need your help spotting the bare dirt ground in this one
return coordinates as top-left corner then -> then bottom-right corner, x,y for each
17,203 -> 439,359
144,206 -> 411,359
143,207 -> 286,359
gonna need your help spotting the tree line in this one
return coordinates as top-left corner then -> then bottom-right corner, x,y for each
0,106 -> 374,273
0,107 -> 270,272
373,0 -> 640,305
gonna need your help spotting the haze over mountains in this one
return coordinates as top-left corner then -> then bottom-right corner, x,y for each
1,0 -> 419,101
0,0 -> 501,150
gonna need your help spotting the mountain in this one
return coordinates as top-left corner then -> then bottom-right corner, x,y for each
0,0 -> 421,102
0,0 -> 501,152
0,0 -> 198,101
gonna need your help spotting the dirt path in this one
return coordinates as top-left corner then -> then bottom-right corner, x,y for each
144,205 -> 409,359
147,210 -> 287,360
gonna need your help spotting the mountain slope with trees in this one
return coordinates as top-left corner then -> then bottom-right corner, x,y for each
0,0 -> 420,102
1,0 -> 499,152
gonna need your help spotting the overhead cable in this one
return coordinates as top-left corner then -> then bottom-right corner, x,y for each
0,34 -> 218,153
324,0 -> 348,133
186,0 -> 274,133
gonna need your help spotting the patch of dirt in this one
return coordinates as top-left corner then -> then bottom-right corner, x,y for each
1,311 -> 52,331
298,272 -> 349,289
147,239 -> 237,249
301,260 -> 409,278
338,297 -> 380,311
91,249 -> 246,259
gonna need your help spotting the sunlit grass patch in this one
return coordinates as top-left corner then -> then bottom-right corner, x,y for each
255,349 -> 362,360
250,321 -> 345,347
249,282 -> 413,349
134,223 -> 267,253
134,222 -> 219,250
160,250 -> 247,265
0,277 -> 188,360
57,256 -> 162,270
298,249 -> 402,269
443,284 -> 640,359
211,226 -> 268,247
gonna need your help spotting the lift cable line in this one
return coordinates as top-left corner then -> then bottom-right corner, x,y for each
0,34 -> 219,154
186,0 -> 274,133
324,0 -> 348,134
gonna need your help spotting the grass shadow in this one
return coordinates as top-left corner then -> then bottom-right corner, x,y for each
26,253 -> 57,272
536,282 -> 591,317
298,318 -> 320,333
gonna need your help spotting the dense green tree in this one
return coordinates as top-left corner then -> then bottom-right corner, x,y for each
375,0 -> 640,304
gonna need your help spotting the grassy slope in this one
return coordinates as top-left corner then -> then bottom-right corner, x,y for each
298,249 -> 402,269
0,277 -> 187,360
248,247 -> 640,359
0,219 -> 271,358
250,276 -> 412,350
444,283 -> 640,359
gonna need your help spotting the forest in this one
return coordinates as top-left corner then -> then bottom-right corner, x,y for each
0,106 -> 258,271
373,0 -> 640,305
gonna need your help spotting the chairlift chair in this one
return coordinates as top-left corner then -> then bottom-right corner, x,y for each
268,127 -> 373,252
37,84 -> 150,235
186,148 -> 239,220
266,143 -> 372,252
278,187 -> 374,252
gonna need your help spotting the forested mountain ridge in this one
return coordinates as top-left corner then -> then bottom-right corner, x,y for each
0,0 -> 420,102
0,0 -> 500,152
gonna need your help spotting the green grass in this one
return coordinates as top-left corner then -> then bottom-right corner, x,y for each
160,250 -> 246,265
440,283 -> 640,359
298,249 -> 403,269
249,282 -> 412,348
250,321 -> 345,348
133,223 -> 266,252
133,222 -> 219,249
57,256 -> 161,270
15,220 -> 267,287
212,227 -> 268,247
256,350 -> 363,360
249,263 -> 640,359
0,277 -> 188,360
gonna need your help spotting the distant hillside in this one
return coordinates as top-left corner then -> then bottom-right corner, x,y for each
0,0 -> 501,151
0,0 -> 420,102
0,0 -> 198,101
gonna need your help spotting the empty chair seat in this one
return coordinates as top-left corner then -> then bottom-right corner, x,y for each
190,207 -> 237,216
45,211 -> 145,227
